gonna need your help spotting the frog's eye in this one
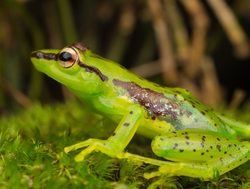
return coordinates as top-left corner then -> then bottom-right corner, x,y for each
58,48 -> 78,68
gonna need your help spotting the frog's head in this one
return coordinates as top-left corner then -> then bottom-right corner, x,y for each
31,42 -> 105,95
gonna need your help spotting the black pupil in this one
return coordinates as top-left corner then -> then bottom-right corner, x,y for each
59,52 -> 73,62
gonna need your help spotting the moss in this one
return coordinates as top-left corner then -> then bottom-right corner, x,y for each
0,101 -> 249,188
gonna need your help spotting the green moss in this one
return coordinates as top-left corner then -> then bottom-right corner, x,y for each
0,101 -> 249,188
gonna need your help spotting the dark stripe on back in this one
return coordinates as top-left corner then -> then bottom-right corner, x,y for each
112,79 -> 191,120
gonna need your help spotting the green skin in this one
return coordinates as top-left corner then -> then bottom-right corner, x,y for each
31,42 -> 250,180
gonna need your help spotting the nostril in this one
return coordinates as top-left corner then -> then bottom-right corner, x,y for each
31,52 -> 43,59
31,51 -> 39,58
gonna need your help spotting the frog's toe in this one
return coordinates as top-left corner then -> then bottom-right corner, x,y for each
65,139 -> 103,161
64,138 -> 96,154
64,146 -> 73,154
74,145 -> 96,161
144,164 -> 183,179
144,171 -> 162,179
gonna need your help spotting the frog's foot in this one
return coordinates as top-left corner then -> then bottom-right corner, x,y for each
116,152 -> 202,179
144,165 -> 180,179
116,147 -> 250,180
118,149 -> 210,179
144,163 -> 212,180
117,152 -> 191,179
64,139 -> 121,161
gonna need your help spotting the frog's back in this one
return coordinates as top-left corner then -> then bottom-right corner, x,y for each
87,53 -> 234,136
112,77 -> 227,132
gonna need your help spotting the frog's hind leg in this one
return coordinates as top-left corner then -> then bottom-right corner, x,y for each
218,114 -> 250,139
148,131 -> 250,179
118,145 -> 249,180
117,152 -> 213,179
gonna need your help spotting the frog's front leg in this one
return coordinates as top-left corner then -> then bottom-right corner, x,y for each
64,105 -> 144,161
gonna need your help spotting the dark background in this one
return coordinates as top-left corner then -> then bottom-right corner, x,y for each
0,0 -> 250,114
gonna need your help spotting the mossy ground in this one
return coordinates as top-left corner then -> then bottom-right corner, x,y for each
0,101 -> 249,189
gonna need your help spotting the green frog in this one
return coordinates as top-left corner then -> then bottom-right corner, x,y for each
31,42 -> 250,180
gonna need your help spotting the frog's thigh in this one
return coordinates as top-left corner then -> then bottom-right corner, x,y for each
64,105 -> 144,161
151,130 -> 250,179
